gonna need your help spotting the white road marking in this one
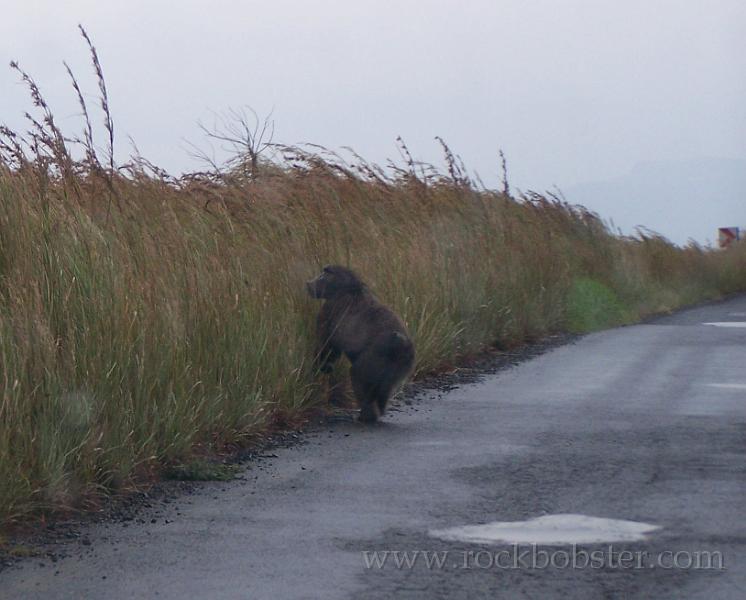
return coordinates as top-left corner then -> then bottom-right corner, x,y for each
703,322 -> 746,328
705,383 -> 746,390
728,312 -> 746,317
429,514 -> 660,546
409,440 -> 453,447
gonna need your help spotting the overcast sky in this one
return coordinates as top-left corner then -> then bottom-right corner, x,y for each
2,1 -> 744,242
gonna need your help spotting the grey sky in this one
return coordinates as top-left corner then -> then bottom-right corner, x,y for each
2,1 -> 744,243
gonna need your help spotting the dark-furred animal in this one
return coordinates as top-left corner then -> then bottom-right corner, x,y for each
306,265 -> 415,423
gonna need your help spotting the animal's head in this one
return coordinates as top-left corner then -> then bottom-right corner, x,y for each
306,265 -> 365,299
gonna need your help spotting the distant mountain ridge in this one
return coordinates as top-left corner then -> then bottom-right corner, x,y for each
563,157 -> 746,246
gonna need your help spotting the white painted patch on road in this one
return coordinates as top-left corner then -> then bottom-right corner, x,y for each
728,312 -> 746,317
703,322 -> 746,328
409,440 -> 454,447
430,514 -> 660,546
705,383 -> 746,391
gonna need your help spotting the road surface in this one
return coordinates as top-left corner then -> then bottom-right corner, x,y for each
3,296 -> 746,599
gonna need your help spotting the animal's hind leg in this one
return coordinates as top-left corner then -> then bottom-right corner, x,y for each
375,389 -> 390,417
359,402 -> 379,424
375,367 -> 409,417
351,370 -> 380,423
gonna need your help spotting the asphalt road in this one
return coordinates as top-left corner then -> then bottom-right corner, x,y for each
3,296 -> 746,599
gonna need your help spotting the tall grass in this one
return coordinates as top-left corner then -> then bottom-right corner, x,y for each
0,35 -> 744,526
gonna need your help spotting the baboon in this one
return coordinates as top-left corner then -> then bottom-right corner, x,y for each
306,265 -> 415,423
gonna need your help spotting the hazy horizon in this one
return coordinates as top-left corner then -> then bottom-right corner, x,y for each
2,1 -> 744,243
565,156 -> 746,246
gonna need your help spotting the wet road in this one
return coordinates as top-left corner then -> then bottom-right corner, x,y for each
3,296 -> 746,599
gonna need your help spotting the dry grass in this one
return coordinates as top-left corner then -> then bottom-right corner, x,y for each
0,32 -> 744,526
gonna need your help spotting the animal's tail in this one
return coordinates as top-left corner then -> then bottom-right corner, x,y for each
383,331 -> 414,362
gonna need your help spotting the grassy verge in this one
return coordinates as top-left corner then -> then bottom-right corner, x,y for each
1,37 -> 745,526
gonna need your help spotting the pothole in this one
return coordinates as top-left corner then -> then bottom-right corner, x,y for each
430,514 -> 660,546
